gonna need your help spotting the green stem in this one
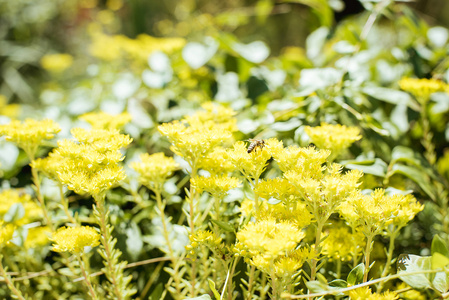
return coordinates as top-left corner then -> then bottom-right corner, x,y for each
245,265 -> 256,300
153,186 -> 182,299
377,230 -> 397,291
0,255 -> 27,300
58,184 -> 77,225
30,163 -> 53,231
75,253 -> 98,300
309,220 -> 325,282
189,161 -> 198,297
363,234 -> 374,283
226,257 -> 239,300
94,193 -> 124,300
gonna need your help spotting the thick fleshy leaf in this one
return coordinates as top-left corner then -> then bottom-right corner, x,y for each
362,86 -> 420,111
342,158 -> 387,177
398,254 -> 433,290
347,263 -> 364,286
431,235 -> 449,258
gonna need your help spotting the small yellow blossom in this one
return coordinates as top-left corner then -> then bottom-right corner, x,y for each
0,95 -> 20,118
237,218 -> 305,259
51,226 -> 100,254
285,164 -> 363,220
255,178 -> 301,205
89,30 -> 185,61
0,119 -> 61,158
24,226 -> 51,248
30,150 -> 65,182
349,286 -> 398,300
321,223 -> 365,261
399,77 -> 448,104
340,189 -> 423,238
40,54 -> 73,72
185,230 -> 224,259
226,140 -> 272,181
257,202 -> 313,228
395,282 -> 426,300
184,102 -> 238,133
198,147 -> 235,175
271,144 -> 330,176
131,152 -> 179,190
55,128 -> 132,196
0,221 -> 15,246
0,190 -> 42,225
273,248 -> 309,278
80,111 -> 132,130
305,123 -> 361,161
191,175 -> 241,199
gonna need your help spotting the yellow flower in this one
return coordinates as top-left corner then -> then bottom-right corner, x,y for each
24,226 -> 51,248
30,150 -> 65,182
271,144 -> 330,176
321,223 -> 365,261
51,226 -> 100,254
185,230 -> 224,259
226,140 -> 272,181
131,152 -> 179,190
80,111 -> 132,130
273,248 -> 309,278
236,218 -> 305,259
191,175 -> 241,199
55,128 -> 132,196
40,54 -> 73,72
399,77 -> 447,104
395,283 -> 426,300
0,221 -> 15,246
349,287 -> 398,300
0,190 -> 42,225
0,119 -> 61,158
255,178 -> 301,205
305,123 -> 361,161
198,147 -> 235,175
0,95 -> 20,118
340,189 -> 423,238
256,202 -> 313,228
285,164 -> 362,220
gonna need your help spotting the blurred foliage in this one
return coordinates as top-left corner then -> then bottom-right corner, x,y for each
0,0 -> 449,299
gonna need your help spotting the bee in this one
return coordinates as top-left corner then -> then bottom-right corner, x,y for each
246,139 -> 265,153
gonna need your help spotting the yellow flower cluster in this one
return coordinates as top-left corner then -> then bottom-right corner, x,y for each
30,151 -> 64,182
0,119 -> 61,157
270,144 -> 330,176
89,30 -> 186,61
340,189 -> 423,237
191,175 -> 241,199
349,286 -> 398,300
399,77 -> 448,103
131,152 -> 179,190
0,95 -> 20,118
321,223 -> 365,261
185,230 -> 224,259
0,221 -> 15,247
255,178 -> 300,205
285,164 -> 363,220
55,128 -> 132,195
0,190 -> 42,225
40,54 -> 73,72
80,111 -> 132,130
226,140 -> 272,181
24,226 -> 51,249
236,218 -> 305,259
198,147 -> 235,175
305,123 -> 361,161
51,226 -> 100,254
158,103 -> 236,168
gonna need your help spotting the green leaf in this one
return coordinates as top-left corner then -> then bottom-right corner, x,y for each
362,86 -> 420,111
208,279 -> 221,300
328,279 -> 348,288
305,280 -> 330,293
398,254 -> 433,290
347,263 -> 364,286
149,283 -> 163,300
431,235 -> 449,258
389,164 -> 437,201
431,252 -> 449,270
391,146 -> 441,182
4,203 -> 25,223
342,158 -> 387,177
210,219 -> 235,232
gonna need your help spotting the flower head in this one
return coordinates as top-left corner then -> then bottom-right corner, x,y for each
0,119 -> 61,158
51,226 -> 100,254
40,54 -> 73,72
131,152 -> 179,190
305,123 -> 361,161
399,77 -> 448,104
80,111 -> 132,130
0,190 -> 42,225
55,128 -> 132,196
321,223 -> 365,261
191,175 -> 241,199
